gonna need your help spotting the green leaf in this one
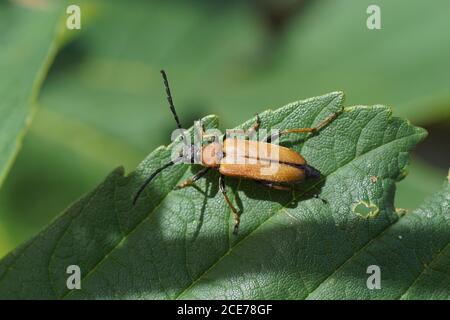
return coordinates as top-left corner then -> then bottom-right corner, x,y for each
1,92 -> 441,300
308,179 -> 450,300
0,1 -> 67,187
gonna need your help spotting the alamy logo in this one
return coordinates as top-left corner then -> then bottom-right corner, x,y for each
66,5 -> 81,30
66,265 -> 81,290
366,265 -> 381,290
366,5 -> 381,30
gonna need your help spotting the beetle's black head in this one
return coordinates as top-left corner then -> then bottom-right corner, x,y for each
303,164 -> 321,179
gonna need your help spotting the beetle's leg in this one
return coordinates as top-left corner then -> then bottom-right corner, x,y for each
225,114 -> 261,141
175,167 -> 210,189
300,187 -> 328,204
258,181 -> 327,203
224,129 -> 246,139
264,110 -> 341,142
296,190 -> 328,204
247,113 -> 261,135
245,113 -> 261,141
199,122 -> 218,143
219,174 -> 240,235
288,110 -> 341,134
257,181 -> 293,192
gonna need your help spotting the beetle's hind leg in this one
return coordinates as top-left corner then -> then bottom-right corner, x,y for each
264,110 -> 341,142
258,180 -> 328,203
175,167 -> 210,189
293,184 -> 328,204
219,174 -> 240,235
256,181 -> 293,192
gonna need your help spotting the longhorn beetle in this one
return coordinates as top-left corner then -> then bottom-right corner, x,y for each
133,70 -> 341,234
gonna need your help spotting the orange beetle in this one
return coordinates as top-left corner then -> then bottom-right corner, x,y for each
133,70 -> 341,234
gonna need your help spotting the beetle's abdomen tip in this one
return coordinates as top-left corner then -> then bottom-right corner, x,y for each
304,164 -> 321,179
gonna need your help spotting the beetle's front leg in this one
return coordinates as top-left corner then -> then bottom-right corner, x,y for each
175,167 -> 210,189
219,174 -> 240,235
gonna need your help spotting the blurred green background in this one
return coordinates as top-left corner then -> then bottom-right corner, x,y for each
0,0 -> 448,257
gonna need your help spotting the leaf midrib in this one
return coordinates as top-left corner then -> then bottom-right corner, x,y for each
398,239 -> 450,299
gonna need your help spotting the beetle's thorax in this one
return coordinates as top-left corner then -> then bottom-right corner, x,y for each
201,142 -> 223,167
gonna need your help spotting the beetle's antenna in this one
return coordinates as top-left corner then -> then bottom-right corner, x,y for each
133,70 -> 188,206
133,160 -> 177,205
161,70 -> 183,130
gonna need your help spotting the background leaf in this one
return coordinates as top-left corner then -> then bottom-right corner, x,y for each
0,0 -> 69,255
307,179 -> 450,299
0,0 -> 66,186
2,92 -> 443,300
